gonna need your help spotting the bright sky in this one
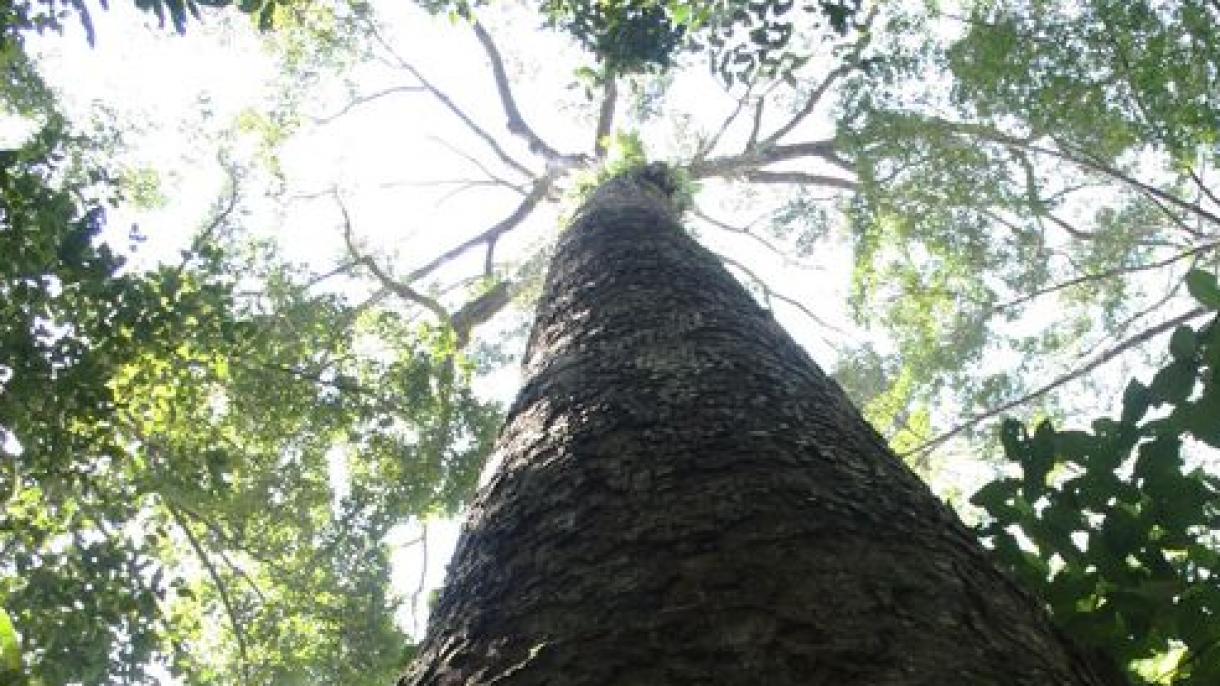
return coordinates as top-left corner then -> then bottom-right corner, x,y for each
22,0 -> 996,671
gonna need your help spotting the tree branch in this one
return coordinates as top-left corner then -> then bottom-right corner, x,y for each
1186,164 -> 1220,210
471,20 -> 586,169
759,5 -> 877,147
403,175 -> 552,284
905,307 -> 1210,457
741,169 -> 858,190
931,116 -> 1220,228
689,140 -> 855,184
693,206 -> 819,269
409,523 -> 430,640
716,252 -> 848,340
313,84 -> 425,125
167,502 -> 251,682
367,22 -> 536,179
424,135 -> 530,195
334,191 -> 456,328
990,239 -> 1220,314
695,83 -> 755,162
592,73 -> 617,159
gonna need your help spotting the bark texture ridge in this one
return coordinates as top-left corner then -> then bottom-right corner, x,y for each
400,170 -> 1115,686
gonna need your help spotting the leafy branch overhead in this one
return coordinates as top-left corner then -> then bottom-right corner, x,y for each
975,271 -> 1220,685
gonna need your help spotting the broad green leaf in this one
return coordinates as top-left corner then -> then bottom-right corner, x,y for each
1186,270 -> 1220,310
0,607 -> 20,674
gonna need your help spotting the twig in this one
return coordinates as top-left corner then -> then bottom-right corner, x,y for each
759,5 -> 877,147
313,84 -> 425,125
410,523 -> 430,639
367,22 -> 535,179
696,83 -> 755,161
905,307 -> 1209,457
990,239 -> 1220,314
716,252 -> 848,339
425,135 -> 530,195
692,206 -> 819,269
175,156 -> 240,277
1073,271 -> 1188,362
933,116 -> 1220,228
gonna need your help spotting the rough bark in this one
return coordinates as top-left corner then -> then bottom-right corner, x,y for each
400,168 -> 1117,686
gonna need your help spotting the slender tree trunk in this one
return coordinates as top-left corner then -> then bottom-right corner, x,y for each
400,167 -> 1117,686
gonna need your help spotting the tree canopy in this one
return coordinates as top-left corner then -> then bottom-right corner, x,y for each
2,0 -> 1218,683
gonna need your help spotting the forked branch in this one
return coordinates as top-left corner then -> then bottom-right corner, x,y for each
367,22 -> 536,179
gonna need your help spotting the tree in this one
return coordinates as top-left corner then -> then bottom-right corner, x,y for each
838,0 -> 1220,453
1,7 -> 502,683
7,0 -> 1219,681
399,166 -> 1120,685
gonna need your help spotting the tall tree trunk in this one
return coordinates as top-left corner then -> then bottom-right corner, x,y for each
400,167 -> 1116,686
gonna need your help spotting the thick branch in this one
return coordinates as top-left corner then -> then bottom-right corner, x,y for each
592,74 -> 617,159
403,176 -> 552,283
472,20 -> 586,169
689,140 -> 855,185
452,281 -> 513,347
741,170 -> 858,191
334,191 -> 456,328
905,307 -> 1209,457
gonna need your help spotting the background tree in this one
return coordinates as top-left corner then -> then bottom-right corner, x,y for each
1,6 -> 500,683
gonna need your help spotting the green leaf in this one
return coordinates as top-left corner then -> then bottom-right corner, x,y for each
1186,270 -> 1220,310
1169,325 -> 1198,361
970,477 -> 1021,518
1121,379 -> 1153,424
0,607 -> 20,674
1149,360 -> 1196,405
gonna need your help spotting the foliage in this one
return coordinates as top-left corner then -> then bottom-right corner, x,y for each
837,0 -> 1220,448
0,0 -> 301,44
973,270 -> 1220,685
411,0 -> 865,78
0,30 -> 501,685
541,0 -> 688,73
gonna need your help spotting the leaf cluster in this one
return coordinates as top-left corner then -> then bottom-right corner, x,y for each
972,271 -> 1220,684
